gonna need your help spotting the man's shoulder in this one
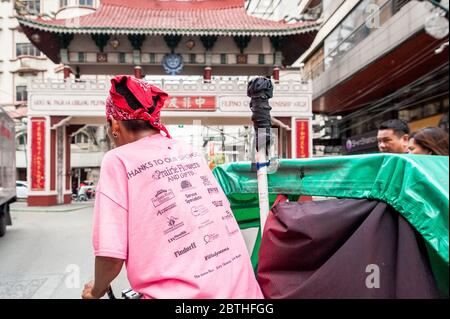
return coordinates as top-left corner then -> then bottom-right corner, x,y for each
101,148 -> 127,169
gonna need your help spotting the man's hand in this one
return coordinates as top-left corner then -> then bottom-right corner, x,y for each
82,280 -> 103,299
82,256 -> 124,299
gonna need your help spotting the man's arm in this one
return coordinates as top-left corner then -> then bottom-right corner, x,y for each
83,256 -> 124,299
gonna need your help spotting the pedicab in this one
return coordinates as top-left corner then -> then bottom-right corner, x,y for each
213,150 -> 449,299
211,77 -> 448,299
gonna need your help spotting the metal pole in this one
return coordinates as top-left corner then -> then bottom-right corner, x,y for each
256,147 -> 269,230
248,77 -> 273,232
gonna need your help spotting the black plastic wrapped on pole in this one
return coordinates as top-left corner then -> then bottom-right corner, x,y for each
248,77 -> 273,155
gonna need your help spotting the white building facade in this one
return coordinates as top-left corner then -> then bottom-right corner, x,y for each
1,0 -> 108,184
295,0 -> 449,155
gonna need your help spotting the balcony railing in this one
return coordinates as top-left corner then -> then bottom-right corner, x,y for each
28,77 -> 312,95
27,78 -> 313,118
304,0 -> 411,81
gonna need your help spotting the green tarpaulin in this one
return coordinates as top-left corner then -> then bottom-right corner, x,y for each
213,153 -> 449,296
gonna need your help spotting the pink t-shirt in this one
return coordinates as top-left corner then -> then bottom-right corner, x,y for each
93,134 -> 263,299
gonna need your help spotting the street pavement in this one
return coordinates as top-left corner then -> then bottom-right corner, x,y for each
0,202 -> 129,299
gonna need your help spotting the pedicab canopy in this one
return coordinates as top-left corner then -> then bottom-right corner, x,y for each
213,153 -> 449,296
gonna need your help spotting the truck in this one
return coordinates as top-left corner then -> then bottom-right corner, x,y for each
0,106 -> 16,237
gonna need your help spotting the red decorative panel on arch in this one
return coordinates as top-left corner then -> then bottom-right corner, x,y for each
31,118 -> 46,190
296,119 -> 310,158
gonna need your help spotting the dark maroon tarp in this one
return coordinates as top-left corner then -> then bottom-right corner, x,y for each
257,199 -> 442,299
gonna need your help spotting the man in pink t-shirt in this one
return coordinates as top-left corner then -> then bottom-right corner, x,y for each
82,75 -> 263,299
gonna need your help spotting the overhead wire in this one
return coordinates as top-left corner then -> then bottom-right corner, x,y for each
315,40 -> 447,136
325,36 -> 447,116
336,64 -> 449,133
339,84 -> 449,134
316,61 -> 449,135
338,61 -> 449,124
334,56 -> 449,125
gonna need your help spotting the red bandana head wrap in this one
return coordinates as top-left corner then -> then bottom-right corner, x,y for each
106,75 -> 171,138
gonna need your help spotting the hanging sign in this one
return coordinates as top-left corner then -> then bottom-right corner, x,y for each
296,119 -> 310,158
31,118 -> 46,190
164,96 -> 216,111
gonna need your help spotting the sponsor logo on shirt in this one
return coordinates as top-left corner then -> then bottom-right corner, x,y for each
198,220 -> 214,229
191,205 -> 209,217
152,163 -> 201,181
174,242 -> 197,258
225,224 -> 239,235
212,200 -> 223,207
168,230 -> 190,243
222,210 -> 239,235
185,192 -> 202,204
157,202 -> 177,216
194,269 -> 215,279
200,175 -> 212,186
207,187 -> 219,195
221,210 -> 234,220
204,247 -> 230,261
180,180 -> 194,191
152,189 -> 175,207
203,233 -> 219,244
164,216 -> 184,235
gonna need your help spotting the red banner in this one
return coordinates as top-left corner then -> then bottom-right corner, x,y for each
164,96 -> 216,111
296,119 -> 310,158
31,119 -> 46,190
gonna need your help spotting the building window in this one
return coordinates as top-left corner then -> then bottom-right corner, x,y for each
304,47 -> 324,80
149,53 -> 156,64
189,54 -> 196,64
16,134 -> 27,149
78,52 -> 86,62
79,0 -> 94,6
22,0 -> 40,14
16,86 -> 27,102
71,132 -> 89,144
16,43 -> 41,57
60,0 -> 68,8
220,54 -> 227,64
423,101 -> 440,118
410,107 -> 423,121
17,134 -> 27,145
119,52 -> 126,64
258,54 -> 265,65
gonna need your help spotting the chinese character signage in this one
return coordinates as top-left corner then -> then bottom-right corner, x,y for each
31,118 -> 45,190
164,96 -> 216,111
296,120 -> 310,158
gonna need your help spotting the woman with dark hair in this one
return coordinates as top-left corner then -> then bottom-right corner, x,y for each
408,126 -> 449,155
82,75 -> 263,299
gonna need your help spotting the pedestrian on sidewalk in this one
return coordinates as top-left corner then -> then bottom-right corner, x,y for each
377,119 -> 410,154
408,126 -> 449,155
